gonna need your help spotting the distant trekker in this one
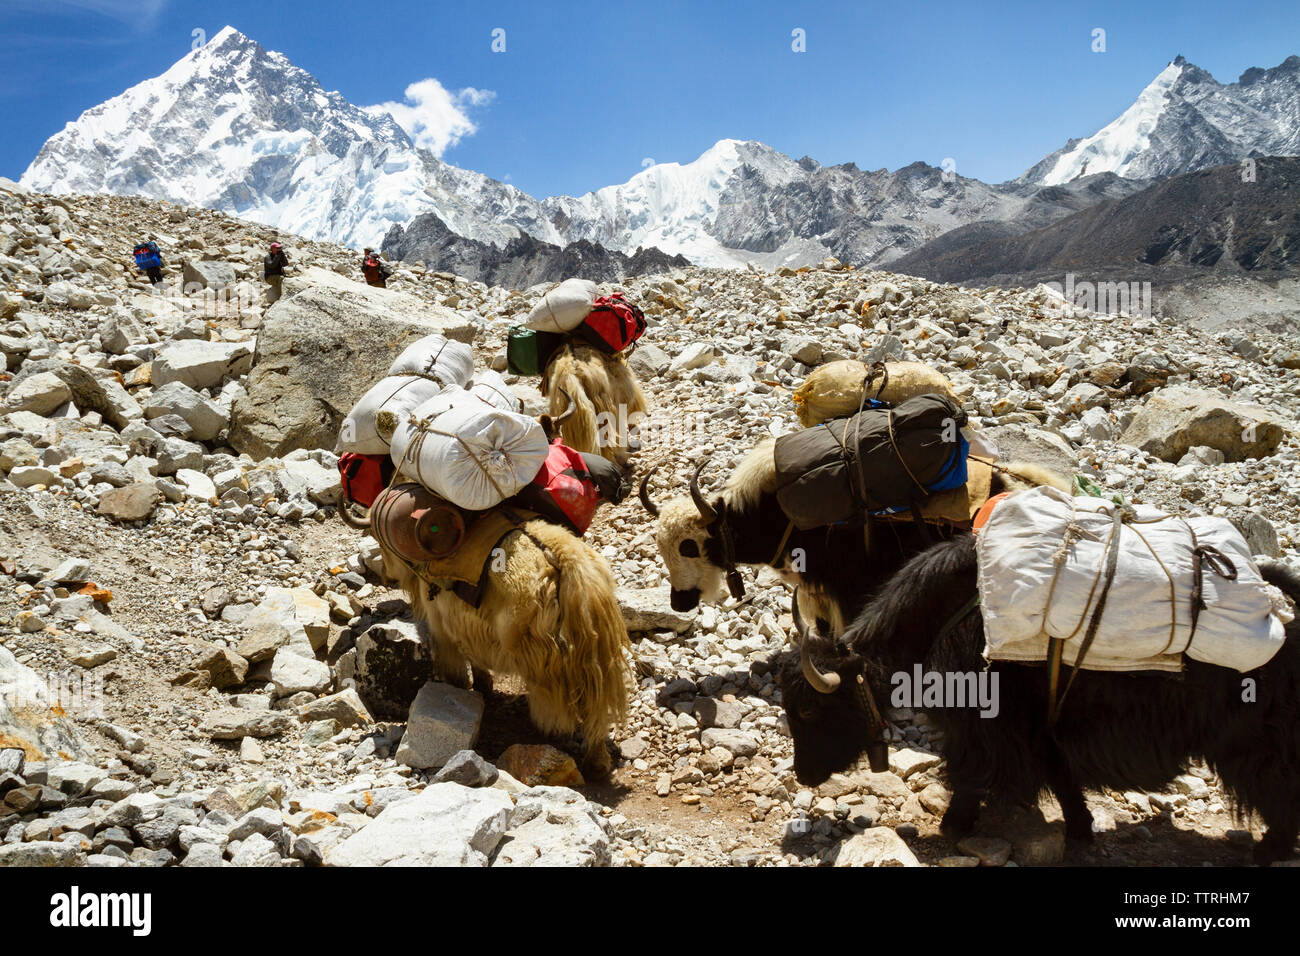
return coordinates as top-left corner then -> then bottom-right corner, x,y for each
264,241 -> 289,303
133,236 -> 164,286
362,247 -> 392,288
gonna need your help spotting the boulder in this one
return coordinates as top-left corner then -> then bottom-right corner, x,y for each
96,482 -> 159,522
394,682 -> 484,770
1120,386 -> 1287,462
143,381 -> 228,441
151,340 -> 253,391
268,647 -> 331,698
496,744 -> 584,788
492,787 -> 611,867
985,423 -> 1078,477
182,259 -> 237,291
6,360 -> 142,428
326,782 -> 513,867
4,371 -> 71,416
0,646 -> 95,763
832,828 -> 922,867
617,586 -> 697,633
353,619 -> 433,720
199,709 -> 293,740
229,271 -> 477,459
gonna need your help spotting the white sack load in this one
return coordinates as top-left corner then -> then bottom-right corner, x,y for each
469,369 -> 523,413
336,375 -> 445,454
524,278 -> 598,333
387,334 -> 475,387
977,485 -> 1291,673
389,387 -> 550,511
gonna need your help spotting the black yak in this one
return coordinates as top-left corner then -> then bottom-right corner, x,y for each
779,533 -> 1300,865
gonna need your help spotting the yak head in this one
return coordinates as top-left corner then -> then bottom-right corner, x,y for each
638,462 -> 737,612
778,626 -> 890,787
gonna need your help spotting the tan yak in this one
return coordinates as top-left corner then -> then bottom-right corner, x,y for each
368,501 -> 633,772
542,343 -> 647,468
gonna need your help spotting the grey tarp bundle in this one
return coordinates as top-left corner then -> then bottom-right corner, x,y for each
773,393 -> 968,530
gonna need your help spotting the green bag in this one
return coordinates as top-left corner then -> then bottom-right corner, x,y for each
507,327 -> 565,377
507,328 -> 540,376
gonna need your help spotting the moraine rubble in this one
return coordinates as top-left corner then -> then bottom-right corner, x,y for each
2,181 -> 1297,867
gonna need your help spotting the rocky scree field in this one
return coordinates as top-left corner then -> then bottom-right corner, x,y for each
1,180 -> 1298,868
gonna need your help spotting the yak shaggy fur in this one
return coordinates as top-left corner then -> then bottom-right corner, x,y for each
780,534 -> 1300,865
544,344 -> 648,467
378,518 -> 632,770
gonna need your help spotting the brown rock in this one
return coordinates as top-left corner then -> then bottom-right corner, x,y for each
97,482 -> 159,522
198,645 -> 249,690
496,744 -> 584,788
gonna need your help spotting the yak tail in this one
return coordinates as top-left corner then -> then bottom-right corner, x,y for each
993,460 -> 1072,494
525,521 -> 632,766
548,359 -> 601,457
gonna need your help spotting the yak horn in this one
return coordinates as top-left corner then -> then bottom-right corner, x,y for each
638,467 -> 660,517
339,502 -> 373,531
554,387 -> 577,426
689,458 -> 718,524
795,600 -> 842,693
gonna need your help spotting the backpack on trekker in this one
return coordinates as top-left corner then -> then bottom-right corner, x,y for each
133,241 -> 162,270
772,392 -> 970,530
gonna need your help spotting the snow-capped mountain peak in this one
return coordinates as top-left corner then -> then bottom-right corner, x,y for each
21,26 -> 548,250
1022,55 -> 1300,185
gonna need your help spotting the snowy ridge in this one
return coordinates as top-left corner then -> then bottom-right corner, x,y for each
21,26 -> 556,250
1023,55 -> 1300,185
20,29 -> 1300,269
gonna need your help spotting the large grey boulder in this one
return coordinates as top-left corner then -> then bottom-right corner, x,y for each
985,423 -> 1078,478
151,340 -> 253,391
1119,386 -> 1288,462
492,787 -> 612,867
229,270 -> 476,459
0,646 -> 94,764
182,260 -> 237,291
6,360 -> 142,428
326,782 -> 513,867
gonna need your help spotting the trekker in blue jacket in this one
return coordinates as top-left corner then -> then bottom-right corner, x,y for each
133,236 -> 164,285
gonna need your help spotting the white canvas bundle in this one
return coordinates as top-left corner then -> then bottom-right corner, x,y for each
388,388 -> 550,512
387,334 -> 475,387
524,278 -> 598,333
469,369 -> 523,413
977,485 -> 1290,673
336,375 -> 445,454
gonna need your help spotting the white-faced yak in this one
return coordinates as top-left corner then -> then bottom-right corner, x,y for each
779,534 -> 1300,865
639,440 -> 1069,637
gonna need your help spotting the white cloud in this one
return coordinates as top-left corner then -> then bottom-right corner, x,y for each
368,78 -> 495,156
12,0 -> 169,28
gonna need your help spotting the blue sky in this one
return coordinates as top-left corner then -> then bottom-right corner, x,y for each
2,0 -> 1297,196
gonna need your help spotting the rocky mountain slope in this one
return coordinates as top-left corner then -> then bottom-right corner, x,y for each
381,211 -> 691,287
26,29 -> 1294,276
891,157 -> 1300,334
1022,55 -> 1300,186
2,182 -> 1297,868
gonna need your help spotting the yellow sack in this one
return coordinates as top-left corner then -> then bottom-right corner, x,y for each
792,360 -> 956,427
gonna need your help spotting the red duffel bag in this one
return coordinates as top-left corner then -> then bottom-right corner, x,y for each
510,441 -> 604,535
